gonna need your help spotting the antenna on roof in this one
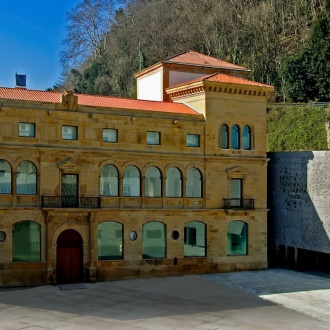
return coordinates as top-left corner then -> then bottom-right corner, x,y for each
15,73 -> 27,89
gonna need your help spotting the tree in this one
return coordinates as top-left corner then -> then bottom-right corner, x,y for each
61,0 -> 115,68
282,3 -> 330,101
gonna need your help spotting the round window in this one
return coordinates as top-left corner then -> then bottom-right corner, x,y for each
0,231 -> 6,242
172,230 -> 180,240
129,231 -> 137,241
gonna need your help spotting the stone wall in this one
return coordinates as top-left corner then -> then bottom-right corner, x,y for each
268,151 -> 330,253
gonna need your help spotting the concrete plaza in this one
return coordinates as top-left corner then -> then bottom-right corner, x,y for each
0,269 -> 330,329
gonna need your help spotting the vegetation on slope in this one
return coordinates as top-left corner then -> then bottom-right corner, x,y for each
267,106 -> 328,151
59,0 -> 326,100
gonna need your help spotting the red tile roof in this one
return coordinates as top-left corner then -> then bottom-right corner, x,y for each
166,72 -> 274,90
164,50 -> 249,71
0,87 -> 199,115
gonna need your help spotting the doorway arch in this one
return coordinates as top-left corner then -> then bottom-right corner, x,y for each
56,229 -> 83,284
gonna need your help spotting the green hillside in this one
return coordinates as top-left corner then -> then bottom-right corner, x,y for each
267,106 -> 328,151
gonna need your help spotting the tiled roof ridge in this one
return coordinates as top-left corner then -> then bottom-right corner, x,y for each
166,72 -> 274,91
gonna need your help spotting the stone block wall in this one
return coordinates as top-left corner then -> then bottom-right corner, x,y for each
268,151 -> 330,253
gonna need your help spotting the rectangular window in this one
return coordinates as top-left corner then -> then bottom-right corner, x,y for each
62,126 -> 78,140
147,131 -> 160,145
230,179 -> 242,207
186,134 -> 200,147
103,128 -> 118,143
19,122 -> 35,137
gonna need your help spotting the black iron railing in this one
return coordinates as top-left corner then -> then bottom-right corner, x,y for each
223,198 -> 255,209
42,196 -> 101,209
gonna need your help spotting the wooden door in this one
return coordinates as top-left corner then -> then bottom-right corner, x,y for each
57,229 -> 83,284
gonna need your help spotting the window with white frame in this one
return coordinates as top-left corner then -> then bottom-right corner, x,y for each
146,131 -> 160,145
103,128 -> 118,143
62,126 -> 77,140
186,134 -> 200,147
19,122 -> 35,137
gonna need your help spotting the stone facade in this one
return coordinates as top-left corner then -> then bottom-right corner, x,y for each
0,51 -> 273,286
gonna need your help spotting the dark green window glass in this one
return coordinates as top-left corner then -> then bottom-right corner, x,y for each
166,167 -> 182,197
184,221 -> 206,257
98,221 -> 123,260
145,167 -> 161,197
231,125 -> 240,149
186,168 -> 202,198
220,124 -> 229,149
142,221 -> 166,259
13,221 -> 41,262
16,161 -> 37,194
0,160 -> 11,194
243,125 -> 251,150
227,221 -> 247,255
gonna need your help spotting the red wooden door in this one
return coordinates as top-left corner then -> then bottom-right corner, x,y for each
57,229 -> 83,284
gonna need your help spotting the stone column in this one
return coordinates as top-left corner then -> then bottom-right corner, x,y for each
88,213 -> 97,283
46,212 -> 54,284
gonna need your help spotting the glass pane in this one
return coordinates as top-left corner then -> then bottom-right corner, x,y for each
103,129 -> 117,142
186,168 -> 202,197
13,221 -> 41,262
186,134 -> 200,147
16,161 -> 37,195
166,167 -> 182,197
62,174 -> 78,196
123,166 -> 140,196
62,126 -> 77,140
100,165 -> 118,196
243,126 -> 251,150
220,124 -> 228,149
227,221 -> 247,255
231,125 -> 240,149
142,221 -> 166,258
98,221 -> 123,260
184,221 -> 206,257
147,131 -> 160,145
145,167 -> 161,197
19,123 -> 35,137
0,160 -> 11,194
230,179 -> 241,207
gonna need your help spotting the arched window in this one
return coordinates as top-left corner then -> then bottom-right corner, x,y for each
231,125 -> 240,149
98,221 -> 123,260
166,167 -> 182,197
142,221 -> 166,259
16,161 -> 37,194
186,168 -> 202,198
184,221 -> 206,257
0,160 -> 11,194
100,165 -> 119,196
145,167 -> 161,197
13,221 -> 41,262
123,166 -> 140,197
243,125 -> 251,150
220,124 -> 229,149
227,221 -> 247,255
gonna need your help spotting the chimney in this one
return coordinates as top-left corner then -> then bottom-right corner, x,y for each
15,73 -> 27,89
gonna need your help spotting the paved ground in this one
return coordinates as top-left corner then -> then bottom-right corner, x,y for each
0,269 -> 330,329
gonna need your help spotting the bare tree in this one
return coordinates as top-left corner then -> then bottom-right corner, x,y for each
61,0 -> 115,68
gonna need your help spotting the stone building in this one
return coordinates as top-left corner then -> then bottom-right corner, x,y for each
0,51 -> 273,286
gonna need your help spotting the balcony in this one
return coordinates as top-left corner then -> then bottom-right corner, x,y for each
223,198 -> 255,210
42,196 -> 101,209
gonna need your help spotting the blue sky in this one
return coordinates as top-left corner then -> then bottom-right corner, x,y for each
0,0 -> 80,90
